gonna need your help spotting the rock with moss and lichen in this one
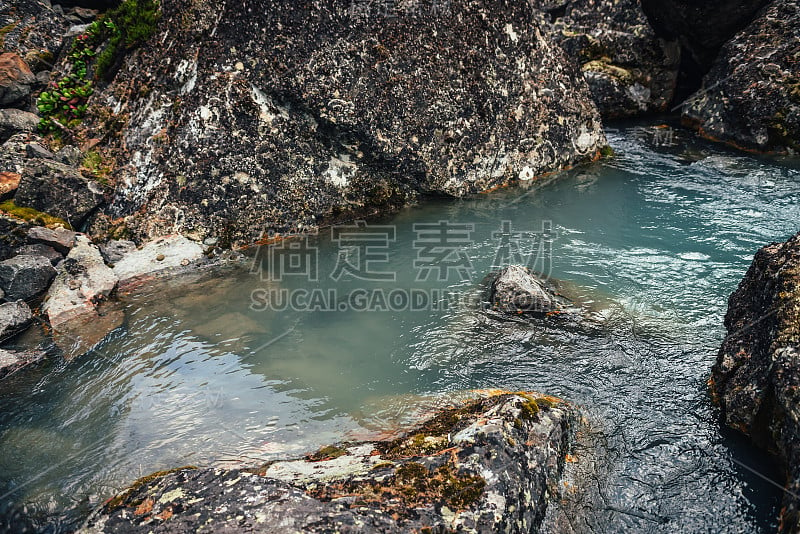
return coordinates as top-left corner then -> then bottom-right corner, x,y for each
710,230 -> 800,532
82,392 -> 579,533
682,0 -> 800,153
542,0 -> 680,117
488,265 -> 576,316
85,0 -> 607,246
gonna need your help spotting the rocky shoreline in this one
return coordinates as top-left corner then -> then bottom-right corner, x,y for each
0,0 -> 798,531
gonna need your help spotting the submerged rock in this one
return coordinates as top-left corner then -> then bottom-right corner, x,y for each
710,231 -> 800,531
0,347 -> 45,380
489,265 -> 572,315
90,0 -> 606,246
83,392 -> 577,533
682,0 -> 800,153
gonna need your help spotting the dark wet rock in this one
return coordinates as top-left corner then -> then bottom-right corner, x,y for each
98,239 -> 135,265
547,0 -> 680,117
89,0 -> 606,246
682,0 -> 800,153
14,243 -> 63,266
489,265 -> 572,315
0,254 -> 56,301
43,235 -> 117,327
0,299 -> 33,341
15,159 -> 107,228
26,225 -> 78,254
0,347 -> 45,379
0,53 -> 36,107
83,392 -> 578,533
0,108 -> 40,143
641,0 -> 769,72
710,230 -> 800,532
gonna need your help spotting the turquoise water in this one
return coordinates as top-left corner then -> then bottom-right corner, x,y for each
1,123 -> 799,531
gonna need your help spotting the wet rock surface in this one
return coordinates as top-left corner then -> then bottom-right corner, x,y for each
83,392 -> 577,534
682,0 -> 800,153
92,0 -> 606,246
548,0 -> 680,117
0,346 -> 45,379
710,230 -> 800,532
112,235 -> 204,289
489,265 -> 573,315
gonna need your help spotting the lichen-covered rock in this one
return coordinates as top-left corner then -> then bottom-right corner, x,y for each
89,0 -> 607,246
0,253 -> 56,301
14,159 -> 107,228
489,265 -> 572,314
0,0 -> 68,71
0,299 -> 32,340
83,392 -> 577,533
682,0 -> 800,153
710,230 -> 800,532
547,0 -> 680,117
0,108 -> 39,143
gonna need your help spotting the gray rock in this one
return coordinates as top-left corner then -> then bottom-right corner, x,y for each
99,239 -> 136,264
25,142 -> 55,160
0,109 -> 40,143
489,265 -> 572,314
112,235 -> 203,288
0,300 -> 33,341
56,145 -> 83,166
97,0 -> 607,246
26,225 -> 78,254
0,0 -> 68,62
0,53 -> 36,107
14,244 -> 63,265
710,230 -> 800,532
82,392 -> 577,533
15,159 -> 107,227
43,235 -> 118,327
682,0 -> 800,153
0,254 -> 57,301
0,347 -> 45,380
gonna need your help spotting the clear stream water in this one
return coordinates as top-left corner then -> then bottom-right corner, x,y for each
1,123 -> 799,532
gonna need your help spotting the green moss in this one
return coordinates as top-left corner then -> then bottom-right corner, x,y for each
600,145 -> 615,158
0,22 -> 17,50
370,461 -> 395,471
306,444 -> 347,461
0,200 -> 72,230
81,150 -> 113,184
103,465 -> 196,512
582,59 -> 633,83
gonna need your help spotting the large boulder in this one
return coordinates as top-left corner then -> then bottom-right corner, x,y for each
548,0 -> 681,117
682,0 -> 800,153
112,235 -> 204,289
14,159 -> 107,228
489,265 -> 572,315
710,231 -> 800,532
82,392 -> 578,533
0,53 -> 36,107
0,254 -> 57,301
43,235 -> 118,327
90,0 -> 607,246
0,300 -> 33,341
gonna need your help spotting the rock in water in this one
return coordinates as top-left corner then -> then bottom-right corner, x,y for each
82,392 -> 578,533
0,254 -> 57,301
710,231 -> 800,532
92,0 -> 607,246
489,265 -> 571,314
682,0 -> 800,153
0,347 -> 45,380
